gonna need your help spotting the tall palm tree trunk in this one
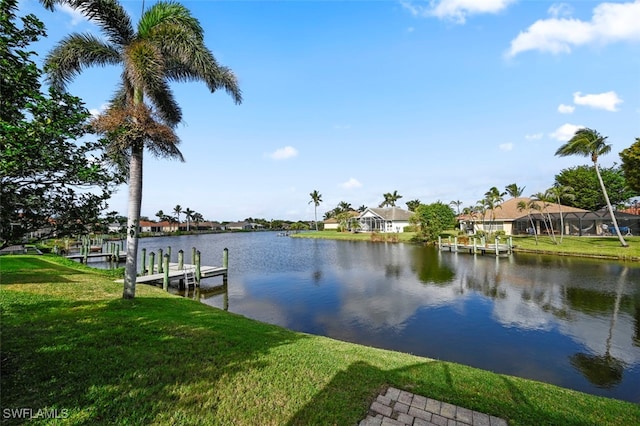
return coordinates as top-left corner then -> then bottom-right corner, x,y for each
124,144 -> 143,299
314,206 -> 318,231
595,163 -> 628,247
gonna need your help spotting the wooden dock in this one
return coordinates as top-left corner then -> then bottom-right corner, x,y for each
115,263 -> 228,287
438,236 -> 513,256
66,252 -> 126,262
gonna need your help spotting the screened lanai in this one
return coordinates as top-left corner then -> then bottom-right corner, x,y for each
512,210 -> 639,237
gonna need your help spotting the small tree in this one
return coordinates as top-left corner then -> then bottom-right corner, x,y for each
620,138 -> 640,194
411,202 -> 455,243
406,199 -> 422,212
1,0 -> 118,245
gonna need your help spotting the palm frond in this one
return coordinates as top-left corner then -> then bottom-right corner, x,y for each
90,102 -> 183,162
138,1 -> 204,40
165,46 -> 243,105
39,0 -> 134,44
44,32 -> 120,90
144,80 -> 182,127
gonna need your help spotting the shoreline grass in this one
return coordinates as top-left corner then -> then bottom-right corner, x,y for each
1,255 -> 638,425
293,231 -> 640,261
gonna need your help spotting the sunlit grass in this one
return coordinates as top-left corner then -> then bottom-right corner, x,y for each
1,255 -> 638,425
512,235 -> 640,261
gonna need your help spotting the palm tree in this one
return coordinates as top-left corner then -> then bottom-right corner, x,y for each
449,200 -> 462,215
406,199 -> 421,212
337,201 -> 352,213
505,183 -> 525,198
555,128 -> 628,247
517,200 -> 539,244
379,190 -> 402,207
357,205 -> 367,213
483,187 -> 505,236
183,207 -> 194,231
155,210 -> 164,223
531,191 -> 557,244
192,212 -> 203,231
308,190 -> 322,231
41,0 -> 242,298
548,184 -> 575,243
173,205 -> 182,231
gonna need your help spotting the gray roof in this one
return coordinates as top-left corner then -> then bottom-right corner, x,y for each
364,207 -> 413,221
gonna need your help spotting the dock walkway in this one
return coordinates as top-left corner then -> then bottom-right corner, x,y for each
66,252 -> 126,262
115,263 -> 227,286
438,236 -> 513,256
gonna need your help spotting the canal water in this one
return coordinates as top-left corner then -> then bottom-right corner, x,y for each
126,232 -> 639,402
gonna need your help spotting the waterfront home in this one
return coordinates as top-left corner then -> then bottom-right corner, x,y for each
355,207 -> 413,233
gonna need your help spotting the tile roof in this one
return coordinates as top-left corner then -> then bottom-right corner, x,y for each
365,207 -> 413,221
460,197 -> 589,221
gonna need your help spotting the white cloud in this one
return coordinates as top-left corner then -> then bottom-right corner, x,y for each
557,104 -> 575,114
499,142 -> 513,151
401,0 -> 515,24
507,1 -> 640,57
89,103 -> 109,117
573,91 -> 623,112
59,4 -> 89,26
548,3 -> 573,19
339,178 -> 362,189
525,133 -> 543,140
268,146 -> 298,160
550,123 -> 584,141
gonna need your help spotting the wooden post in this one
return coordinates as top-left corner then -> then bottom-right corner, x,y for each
167,246 -> 171,261
495,237 -> 499,256
191,247 -> 196,265
473,238 -> 477,254
438,236 -> 442,251
141,248 -> 147,275
163,254 -> 170,291
83,244 -> 88,264
115,244 -> 120,263
195,250 -> 201,286
223,248 -> 229,286
158,248 -> 163,274
149,252 -> 155,275
178,250 -> 184,270
454,237 -> 458,252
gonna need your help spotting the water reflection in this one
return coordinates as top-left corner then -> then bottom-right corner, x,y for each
570,267 -> 627,389
136,233 -> 640,402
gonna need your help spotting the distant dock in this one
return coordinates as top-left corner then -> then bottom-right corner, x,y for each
438,236 -> 513,256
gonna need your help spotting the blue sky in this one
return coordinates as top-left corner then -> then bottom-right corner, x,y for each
21,0 -> 640,222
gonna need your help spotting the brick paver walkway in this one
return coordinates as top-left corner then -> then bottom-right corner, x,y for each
359,387 -> 508,426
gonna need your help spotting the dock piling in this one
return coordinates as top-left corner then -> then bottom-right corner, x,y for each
163,254 -> 170,291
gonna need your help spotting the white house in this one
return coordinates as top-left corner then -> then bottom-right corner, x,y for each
355,207 -> 413,233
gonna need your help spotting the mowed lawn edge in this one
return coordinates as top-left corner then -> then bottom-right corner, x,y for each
1,255 -> 638,425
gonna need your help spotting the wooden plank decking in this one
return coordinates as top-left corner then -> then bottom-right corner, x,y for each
438,237 -> 513,256
115,263 -> 227,285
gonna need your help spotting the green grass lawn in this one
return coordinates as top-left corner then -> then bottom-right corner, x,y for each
1,255 -> 639,425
